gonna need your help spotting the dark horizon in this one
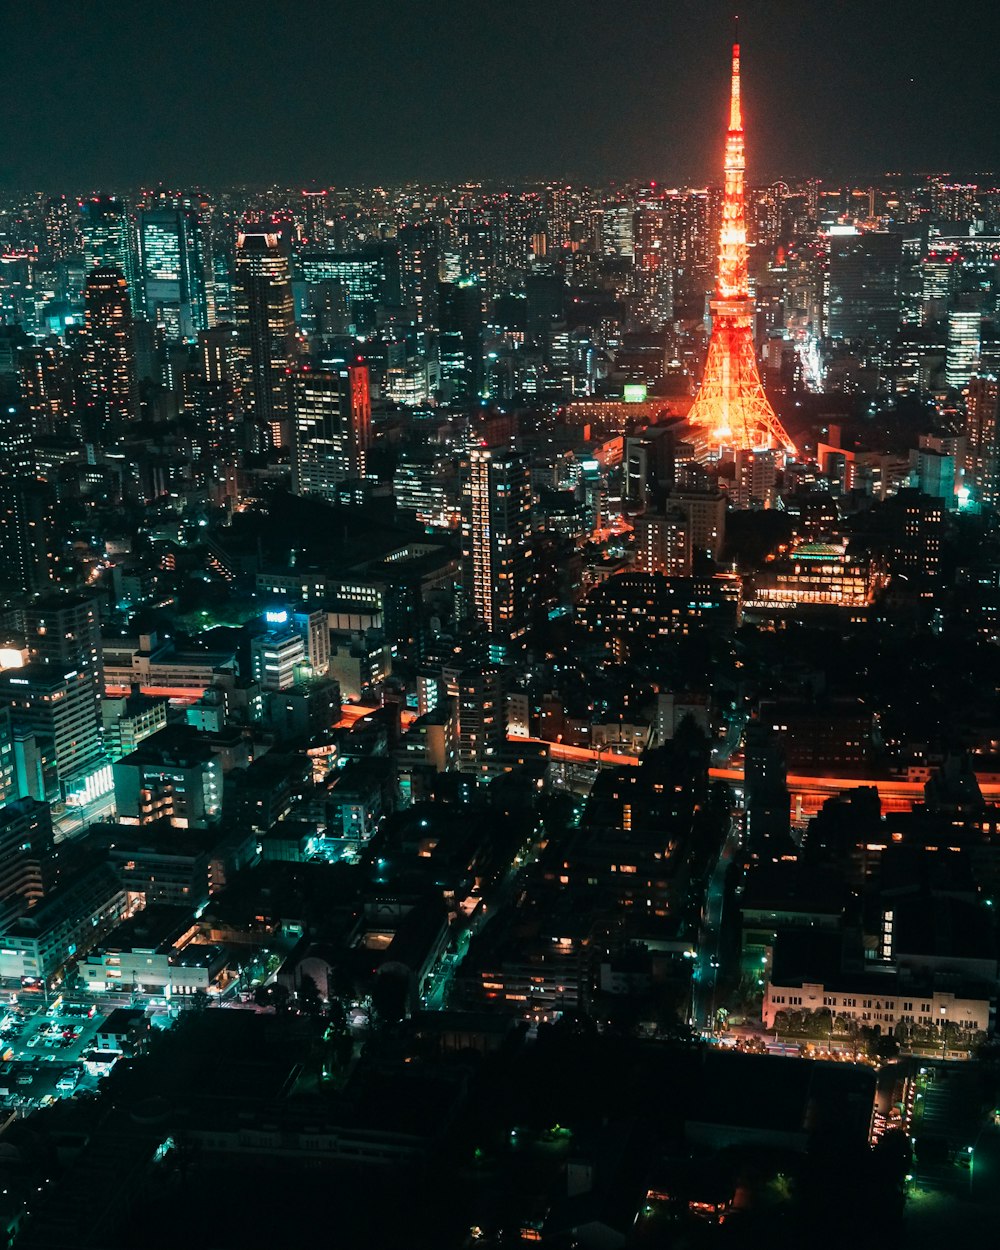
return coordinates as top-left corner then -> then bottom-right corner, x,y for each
3,0 -> 999,191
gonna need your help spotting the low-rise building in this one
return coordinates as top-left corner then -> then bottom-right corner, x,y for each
0,858 -> 126,986
81,906 -> 227,996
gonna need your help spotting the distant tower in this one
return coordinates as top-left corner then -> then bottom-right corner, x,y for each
81,267 -> 139,445
685,41 -> 795,458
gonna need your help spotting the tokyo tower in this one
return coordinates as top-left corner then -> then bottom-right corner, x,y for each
685,40 -> 796,458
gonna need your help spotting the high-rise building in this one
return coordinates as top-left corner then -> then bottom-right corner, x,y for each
685,42 -> 795,457
188,323 -> 242,456
733,447 -> 778,510
398,222 -> 440,327
965,375 -> 1000,508
43,196 -> 77,264
300,244 -> 401,329
633,509 -> 691,575
234,230 -> 297,450
80,195 -> 137,293
457,665 -> 507,775
0,798 -> 54,909
946,304 -> 983,391
0,480 -> 59,594
291,365 -> 371,499
633,201 -> 673,327
139,201 -> 212,340
0,666 -> 105,799
462,446 -> 533,654
22,594 -> 105,720
300,188 -> 330,247
826,230 -> 902,342
80,267 -> 139,445
671,485 -> 727,561
438,277 -> 484,399
17,339 -> 74,436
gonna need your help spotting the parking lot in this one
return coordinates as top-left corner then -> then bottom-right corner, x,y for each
0,995 -> 110,1114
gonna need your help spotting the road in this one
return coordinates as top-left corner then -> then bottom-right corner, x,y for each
691,819 -> 739,1031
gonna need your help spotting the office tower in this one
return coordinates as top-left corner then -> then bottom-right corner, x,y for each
0,480 -> 59,593
685,41 -> 795,457
300,244 -> 401,329
291,365 -> 371,498
965,375 -> 1000,508
234,230 -> 297,450
826,231 -> 902,341
80,195 -> 137,292
438,277 -> 484,399
301,188 -> 330,246
139,201 -> 212,339
80,267 -> 139,445
462,446 -> 533,655
946,303 -> 982,390
398,222 -> 440,327
43,195 -> 77,263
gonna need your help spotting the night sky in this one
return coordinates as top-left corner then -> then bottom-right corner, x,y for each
3,0 -> 998,189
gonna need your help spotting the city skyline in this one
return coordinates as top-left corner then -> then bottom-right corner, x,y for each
3,0 -> 1000,189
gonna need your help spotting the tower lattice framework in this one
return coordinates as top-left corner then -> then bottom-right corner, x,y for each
686,42 -> 795,457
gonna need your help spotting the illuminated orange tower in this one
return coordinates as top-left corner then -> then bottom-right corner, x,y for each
686,40 -> 795,458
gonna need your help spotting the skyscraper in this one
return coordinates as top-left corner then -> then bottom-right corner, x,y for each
965,375 -> 1000,508
462,446 -> 533,655
0,480 -> 58,594
80,195 -> 138,293
685,41 -> 795,458
291,365 -> 371,499
80,267 -> 139,445
946,303 -> 983,391
234,230 -> 297,450
398,222 -> 440,328
43,195 -> 77,264
826,231 -> 902,342
438,277 -> 484,399
300,188 -> 330,247
139,201 -> 212,339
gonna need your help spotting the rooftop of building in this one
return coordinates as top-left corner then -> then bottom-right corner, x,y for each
116,724 -> 219,769
94,904 -> 197,955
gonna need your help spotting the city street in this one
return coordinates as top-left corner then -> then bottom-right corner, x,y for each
692,818 -> 739,1031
